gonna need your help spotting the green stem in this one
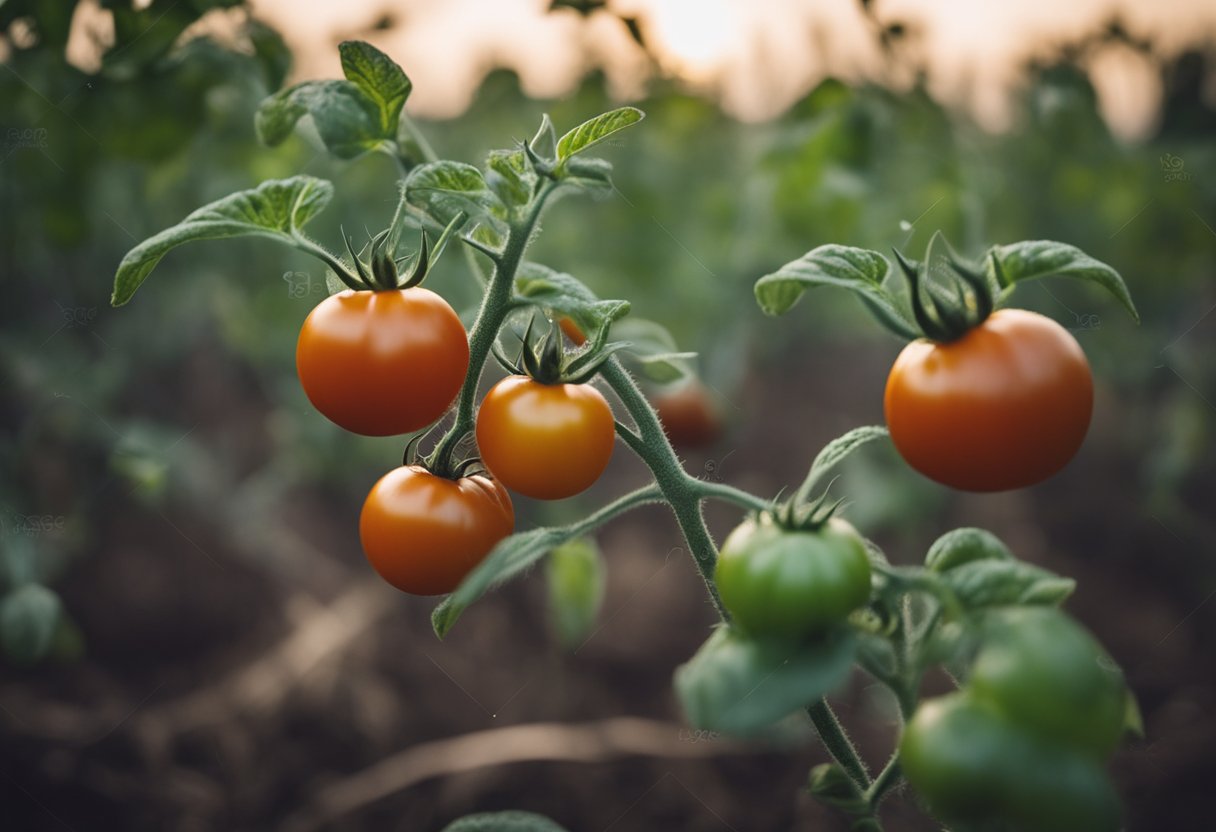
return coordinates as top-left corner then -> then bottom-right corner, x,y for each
600,363 -> 872,797
567,483 -> 664,537
864,754 -> 902,808
600,358 -> 727,618
429,182 -> 557,475
693,480 -> 773,512
291,233 -> 364,291
806,699 -> 871,790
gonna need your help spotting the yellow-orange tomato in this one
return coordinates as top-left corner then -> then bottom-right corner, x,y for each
359,465 -> 514,595
884,309 -> 1093,492
476,376 -> 615,500
296,288 -> 469,436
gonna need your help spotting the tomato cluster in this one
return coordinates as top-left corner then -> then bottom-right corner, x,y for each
714,515 -> 872,641
900,607 -> 1128,831
296,283 -> 622,594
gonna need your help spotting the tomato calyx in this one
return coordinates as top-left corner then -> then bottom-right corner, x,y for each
892,237 -> 995,343
409,430 -> 491,482
769,485 -> 845,533
341,212 -> 468,292
493,315 -> 624,386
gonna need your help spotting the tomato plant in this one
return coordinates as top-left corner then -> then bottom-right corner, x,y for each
360,465 -> 514,595
297,287 -> 469,436
476,375 -> 615,500
111,40 -> 1141,832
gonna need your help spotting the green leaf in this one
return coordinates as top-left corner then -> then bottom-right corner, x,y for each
925,527 -> 1015,573
798,425 -> 890,499
405,161 -> 506,229
988,240 -> 1139,323
338,40 -> 411,136
556,156 -> 615,198
441,811 -> 570,832
674,626 -> 857,735
256,79 -> 387,158
611,318 -> 695,383
556,106 -> 644,160
530,113 -> 558,161
111,176 -> 334,306
941,559 -> 1075,610
755,245 -> 905,325
546,538 -> 605,649
0,584 -> 62,663
486,148 -> 536,209
514,262 -> 630,345
433,525 -> 583,638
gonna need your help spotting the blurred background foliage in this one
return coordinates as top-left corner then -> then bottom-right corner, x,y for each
1,1 -> 1214,829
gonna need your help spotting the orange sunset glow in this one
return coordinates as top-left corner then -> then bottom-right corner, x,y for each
242,0 -> 1216,137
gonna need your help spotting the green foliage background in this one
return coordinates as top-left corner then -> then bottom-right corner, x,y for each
1,3 -> 1214,828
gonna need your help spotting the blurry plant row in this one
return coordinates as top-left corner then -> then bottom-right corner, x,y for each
2,1 -> 1213,665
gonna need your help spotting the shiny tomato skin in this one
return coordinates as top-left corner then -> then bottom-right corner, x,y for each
714,516 -> 872,641
654,380 -> 721,449
296,288 -> 469,436
359,465 -> 514,595
476,376 -> 615,500
884,309 -> 1093,491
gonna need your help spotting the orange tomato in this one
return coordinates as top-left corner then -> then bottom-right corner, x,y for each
360,465 -> 514,595
476,376 -> 615,499
884,309 -> 1092,491
296,288 -> 468,436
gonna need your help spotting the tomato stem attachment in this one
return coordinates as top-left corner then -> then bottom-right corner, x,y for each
290,231 -> 367,292
893,236 -> 995,343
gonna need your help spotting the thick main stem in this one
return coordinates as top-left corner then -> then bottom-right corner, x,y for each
601,362 -> 880,799
599,359 -> 726,618
429,185 -> 554,475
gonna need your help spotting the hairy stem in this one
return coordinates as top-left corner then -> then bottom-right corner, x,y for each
864,754 -> 902,808
599,359 -> 727,618
807,700 -> 871,790
693,480 -> 773,513
429,182 -> 556,475
567,483 -> 664,537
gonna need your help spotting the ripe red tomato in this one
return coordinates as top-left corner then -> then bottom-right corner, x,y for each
654,380 -> 721,448
359,465 -> 514,595
296,288 -> 469,436
476,376 -> 615,500
884,309 -> 1093,491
